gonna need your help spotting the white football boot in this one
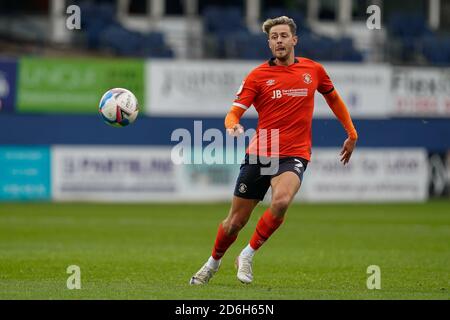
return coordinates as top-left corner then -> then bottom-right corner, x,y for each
235,254 -> 253,284
189,261 -> 220,285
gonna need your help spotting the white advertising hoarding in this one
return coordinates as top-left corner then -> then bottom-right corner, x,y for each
146,60 -> 257,117
51,146 -> 240,202
146,61 -> 391,118
52,146 -> 179,202
52,146 -> 428,203
390,67 -> 450,117
299,148 -> 429,202
314,63 -> 391,118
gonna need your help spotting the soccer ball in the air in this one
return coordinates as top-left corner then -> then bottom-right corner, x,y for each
99,88 -> 139,127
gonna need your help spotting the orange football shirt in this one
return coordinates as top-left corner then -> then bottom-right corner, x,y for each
233,57 -> 334,161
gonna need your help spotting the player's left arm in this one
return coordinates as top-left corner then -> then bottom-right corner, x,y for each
323,90 -> 358,165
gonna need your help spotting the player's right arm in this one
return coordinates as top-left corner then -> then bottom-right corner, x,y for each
225,71 -> 258,136
225,107 -> 245,136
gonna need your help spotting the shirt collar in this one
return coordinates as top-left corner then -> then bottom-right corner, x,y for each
268,57 -> 299,66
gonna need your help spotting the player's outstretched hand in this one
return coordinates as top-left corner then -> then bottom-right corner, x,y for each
226,124 -> 244,137
340,137 -> 357,165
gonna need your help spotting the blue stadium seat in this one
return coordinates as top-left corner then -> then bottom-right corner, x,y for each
388,12 -> 434,63
98,25 -> 140,56
264,7 -> 309,34
226,31 -> 270,60
203,5 -> 247,57
333,37 -> 363,62
98,25 -> 174,58
141,32 -> 174,58
422,35 -> 450,65
203,5 -> 246,34
388,13 -> 431,38
143,32 -> 165,48
299,34 -> 363,62
78,1 -> 174,58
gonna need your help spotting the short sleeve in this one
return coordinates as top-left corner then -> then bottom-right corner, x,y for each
316,63 -> 334,95
232,71 -> 258,111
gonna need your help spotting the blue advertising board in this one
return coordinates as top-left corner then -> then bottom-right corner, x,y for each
0,59 -> 17,113
0,146 -> 51,200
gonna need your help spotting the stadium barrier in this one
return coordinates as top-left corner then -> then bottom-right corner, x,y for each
16,57 -> 145,114
1,57 -> 449,202
0,145 -> 431,202
0,59 -> 17,113
146,60 -> 392,118
1,57 -> 450,118
0,146 -> 51,201
391,67 -> 450,117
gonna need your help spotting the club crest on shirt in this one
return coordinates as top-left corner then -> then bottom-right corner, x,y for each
302,73 -> 312,84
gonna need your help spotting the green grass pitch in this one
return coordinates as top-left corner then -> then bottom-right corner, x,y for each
0,201 -> 448,299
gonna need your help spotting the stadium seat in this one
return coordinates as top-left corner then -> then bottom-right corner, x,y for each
264,7 -> 309,34
388,13 -> 431,38
141,32 -> 175,58
203,5 -> 245,34
78,1 -> 174,58
98,24 -> 141,56
202,5 -> 247,58
334,37 -> 364,62
387,12 -> 434,63
79,1 -> 118,49
422,35 -> 450,65
225,31 -> 270,60
98,24 -> 173,58
298,33 -> 363,62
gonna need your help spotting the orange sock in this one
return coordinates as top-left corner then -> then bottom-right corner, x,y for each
211,223 -> 238,260
249,208 -> 284,250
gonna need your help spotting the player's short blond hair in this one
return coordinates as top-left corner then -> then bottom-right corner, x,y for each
262,16 -> 297,36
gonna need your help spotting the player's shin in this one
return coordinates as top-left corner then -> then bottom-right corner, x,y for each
211,223 -> 238,261
248,208 -> 284,251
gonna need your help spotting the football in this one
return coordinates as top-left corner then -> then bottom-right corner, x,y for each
99,88 -> 139,127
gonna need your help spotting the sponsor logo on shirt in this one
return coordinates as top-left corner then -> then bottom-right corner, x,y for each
283,88 -> 309,97
271,88 -> 309,99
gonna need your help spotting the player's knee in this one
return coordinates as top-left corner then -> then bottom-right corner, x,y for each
270,195 -> 291,216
